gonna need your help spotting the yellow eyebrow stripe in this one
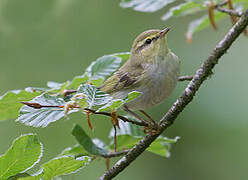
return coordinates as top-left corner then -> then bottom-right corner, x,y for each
136,34 -> 158,49
145,35 -> 156,40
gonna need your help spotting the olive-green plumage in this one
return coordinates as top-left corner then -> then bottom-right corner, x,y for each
101,28 -> 180,111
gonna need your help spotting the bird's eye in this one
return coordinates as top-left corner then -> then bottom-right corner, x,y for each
145,38 -> 152,44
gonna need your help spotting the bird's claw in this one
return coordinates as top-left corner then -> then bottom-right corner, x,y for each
143,121 -> 160,135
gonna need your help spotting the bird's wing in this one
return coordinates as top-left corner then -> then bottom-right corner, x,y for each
100,61 -> 145,94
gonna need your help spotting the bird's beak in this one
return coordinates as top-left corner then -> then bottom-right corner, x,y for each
159,27 -> 171,38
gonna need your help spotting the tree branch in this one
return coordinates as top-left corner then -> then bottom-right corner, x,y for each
99,8 -> 248,180
101,149 -> 130,158
75,149 -> 129,159
216,6 -> 242,17
178,75 -> 193,81
214,0 -> 228,7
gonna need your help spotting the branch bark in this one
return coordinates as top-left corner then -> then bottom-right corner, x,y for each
101,149 -> 130,158
216,6 -> 242,17
178,75 -> 193,81
99,8 -> 248,180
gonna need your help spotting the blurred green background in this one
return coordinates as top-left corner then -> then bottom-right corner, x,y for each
0,0 -> 248,179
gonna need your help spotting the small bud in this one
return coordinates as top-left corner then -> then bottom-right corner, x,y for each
21,102 -> 42,109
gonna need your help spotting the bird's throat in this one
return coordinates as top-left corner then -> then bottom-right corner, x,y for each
159,37 -> 169,56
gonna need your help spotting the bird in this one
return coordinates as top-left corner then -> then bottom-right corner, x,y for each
100,27 -> 180,128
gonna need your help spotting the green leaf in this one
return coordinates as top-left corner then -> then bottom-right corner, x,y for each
0,134 -> 42,179
60,144 -> 89,157
97,91 -> 141,112
51,52 -> 129,92
110,115 -> 147,137
8,173 -> 30,180
47,75 -> 88,94
85,55 -> 122,80
25,87 -> 48,93
0,90 -> 40,121
147,136 -> 179,157
233,0 -> 248,6
47,81 -> 70,94
90,78 -> 104,87
72,124 -> 109,156
71,93 -> 88,109
187,12 -> 227,39
15,168 -> 43,180
124,91 -> 142,103
77,84 -> 112,108
162,1 -> 205,21
109,117 -> 145,150
109,118 -> 178,157
47,81 -> 65,89
97,99 -> 124,112
18,176 -> 39,180
113,52 -> 130,63
16,93 -> 78,127
42,156 -> 91,179
120,0 -> 176,12
66,75 -> 89,90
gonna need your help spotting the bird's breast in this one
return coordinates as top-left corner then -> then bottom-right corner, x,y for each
126,52 -> 180,110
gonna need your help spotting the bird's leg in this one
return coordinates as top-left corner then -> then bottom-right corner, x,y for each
139,110 -> 156,125
123,105 -> 148,124
139,110 -> 160,134
123,105 -> 155,134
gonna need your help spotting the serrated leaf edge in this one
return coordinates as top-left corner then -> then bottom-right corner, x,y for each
41,155 -> 91,178
0,133 -> 43,179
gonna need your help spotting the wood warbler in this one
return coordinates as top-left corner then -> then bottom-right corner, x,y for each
101,27 -> 180,123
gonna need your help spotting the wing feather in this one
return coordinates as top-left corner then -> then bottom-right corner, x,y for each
100,60 -> 144,94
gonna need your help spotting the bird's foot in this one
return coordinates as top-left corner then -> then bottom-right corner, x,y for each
143,121 -> 160,135
140,110 -> 160,134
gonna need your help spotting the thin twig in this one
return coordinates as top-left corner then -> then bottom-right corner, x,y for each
216,6 -> 242,17
215,0 -> 228,7
99,8 -> 248,180
84,108 -> 149,127
101,149 -> 130,158
21,101 -> 150,127
178,75 -> 193,81
226,0 -> 237,24
76,149 -> 129,159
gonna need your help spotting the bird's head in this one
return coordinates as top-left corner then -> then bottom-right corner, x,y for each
130,27 -> 171,62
